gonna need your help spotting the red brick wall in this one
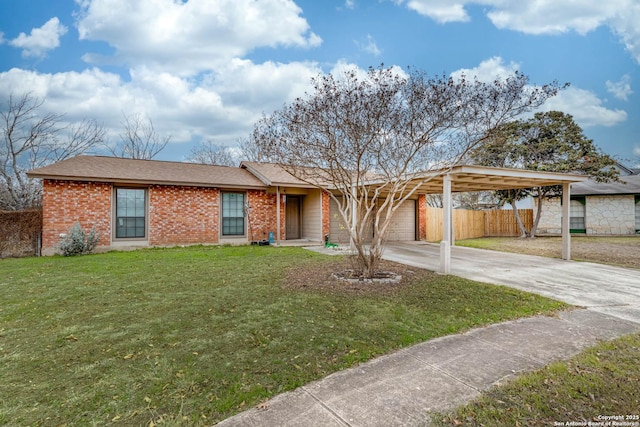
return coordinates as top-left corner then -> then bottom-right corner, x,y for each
41,180 -> 112,253
148,185 -> 219,245
42,180 -> 326,251
246,190 -> 279,241
417,194 -> 427,241
321,191 -> 330,239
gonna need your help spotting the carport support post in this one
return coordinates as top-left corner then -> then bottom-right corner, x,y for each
562,182 -> 571,260
440,174 -> 452,274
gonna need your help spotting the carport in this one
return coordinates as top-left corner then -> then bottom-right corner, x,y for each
403,165 -> 588,274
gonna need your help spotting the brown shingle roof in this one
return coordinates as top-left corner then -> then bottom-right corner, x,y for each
27,156 -> 267,189
240,161 -> 314,187
571,174 -> 640,196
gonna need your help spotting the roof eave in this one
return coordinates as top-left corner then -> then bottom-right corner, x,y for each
30,174 -> 267,190
240,162 -> 273,186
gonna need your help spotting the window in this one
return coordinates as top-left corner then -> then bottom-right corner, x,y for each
115,188 -> 146,238
222,192 -> 245,236
570,196 -> 586,233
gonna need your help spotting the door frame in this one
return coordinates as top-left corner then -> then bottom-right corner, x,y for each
285,195 -> 302,239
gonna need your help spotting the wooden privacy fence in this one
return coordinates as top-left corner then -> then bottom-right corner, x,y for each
484,208 -> 533,237
425,207 -> 533,241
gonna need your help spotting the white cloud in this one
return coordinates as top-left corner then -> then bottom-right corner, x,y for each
0,59 -> 321,147
344,0 -> 356,9
609,3 -> 640,64
398,0 -> 640,64
327,61 -> 407,85
541,87 -> 628,128
75,0 -> 322,76
9,17 -> 68,58
450,56 -> 520,82
0,0 -> 330,154
448,57 -> 627,129
485,2 -> 616,35
406,0 -> 470,23
356,35 -> 382,56
606,74 -> 633,101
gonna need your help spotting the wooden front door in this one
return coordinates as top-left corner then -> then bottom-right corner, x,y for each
285,196 -> 301,239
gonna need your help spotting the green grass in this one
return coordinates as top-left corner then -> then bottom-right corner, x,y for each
433,332 -> 640,426
0,245 -> 568,426
456,237 -> 507,250
456,236 -> 640,269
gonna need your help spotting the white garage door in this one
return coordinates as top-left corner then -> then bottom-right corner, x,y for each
380,199 -> 416,241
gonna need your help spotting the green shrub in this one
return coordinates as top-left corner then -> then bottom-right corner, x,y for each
57,223 -> 100,256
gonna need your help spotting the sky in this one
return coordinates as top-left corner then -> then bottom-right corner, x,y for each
0,0 -> 639,166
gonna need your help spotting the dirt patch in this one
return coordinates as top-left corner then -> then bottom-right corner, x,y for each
477,236 -> 640,269
331,269 -> 402,284
284,258 -> 433,296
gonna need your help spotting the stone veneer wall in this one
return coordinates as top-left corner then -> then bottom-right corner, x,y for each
535,195 -> 636,235
586,195 -> 635,235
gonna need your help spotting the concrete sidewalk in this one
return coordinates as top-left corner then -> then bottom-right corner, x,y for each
217,244 -> 640,426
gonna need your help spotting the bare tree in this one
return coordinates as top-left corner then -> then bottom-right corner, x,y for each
239,136 -> 267,162
1,93 -> 105,210
108,113 -> 170,160
250,66 -> 562,277
185,140 -> 239,166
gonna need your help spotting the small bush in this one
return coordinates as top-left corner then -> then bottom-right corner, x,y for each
58,223 -> 100,256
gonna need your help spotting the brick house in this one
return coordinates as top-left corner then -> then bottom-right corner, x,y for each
28,156 -> 428,255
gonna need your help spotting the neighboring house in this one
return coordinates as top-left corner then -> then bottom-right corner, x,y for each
27,156 -> 428,255
536,165 -> 640,235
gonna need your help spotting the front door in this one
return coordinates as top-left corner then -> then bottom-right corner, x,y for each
286,196 -> 301,239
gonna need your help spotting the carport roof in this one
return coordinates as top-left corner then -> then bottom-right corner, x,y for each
398,165 -> 589,194
240,163 -> 589,193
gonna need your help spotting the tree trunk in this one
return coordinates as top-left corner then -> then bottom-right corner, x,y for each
530,193 -> 544,238
511,199 -> 529,238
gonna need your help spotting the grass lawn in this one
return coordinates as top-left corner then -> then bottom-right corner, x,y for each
456,236 -> 640,269
0,245 -> 568,426
434,332 -> 640,426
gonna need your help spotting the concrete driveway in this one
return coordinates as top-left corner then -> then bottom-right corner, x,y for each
383,242 -> 640,323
